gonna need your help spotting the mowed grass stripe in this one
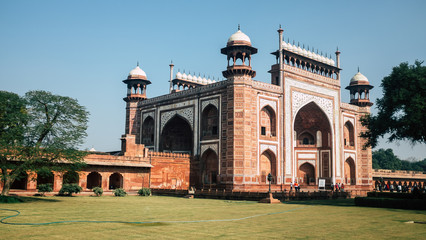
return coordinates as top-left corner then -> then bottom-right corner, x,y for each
0,196 -> 425,239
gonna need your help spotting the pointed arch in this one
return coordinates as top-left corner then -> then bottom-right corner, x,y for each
109,172 -> 123,189
141,116 -> 155,147
87,171 -> 102,189
201,149 -> 219,184
259,150 -> 277,184
298,162 -> 315,185
344,157 -> 356,185
260,105 -> 276,137
344,121 -> 355,148
201,104 -> 219,140
160,115 -> 193,154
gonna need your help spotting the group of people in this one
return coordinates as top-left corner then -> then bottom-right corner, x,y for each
290,182 -> 300,192
331,183 -> 345,192
377,182 -> 425,194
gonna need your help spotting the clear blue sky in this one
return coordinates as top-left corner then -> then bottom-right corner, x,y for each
1,0 -> 425,160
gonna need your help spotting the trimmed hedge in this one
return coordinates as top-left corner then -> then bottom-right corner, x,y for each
367,191 -> 425,199
355,197 -> 426,210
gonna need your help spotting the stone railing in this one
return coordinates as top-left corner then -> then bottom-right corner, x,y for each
252,80 -> 282,93
140,80 -> 230,106
148,151 -> 190,158
341,102 -> 359,112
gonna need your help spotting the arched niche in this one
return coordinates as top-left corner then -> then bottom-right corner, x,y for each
11,171 -> 28,190
87,172 -> 102,189
63,171 -> 79,184
37,170 -> 54,188
259,150 -> 277,184
141,116 -> 155,147
298,162 -> 315,185
201,105 -> 219,140
260,105 -> 276,137
109,172 -> 123,190
343,121 -> 355,148
160,115 -> 193,154
201,149 -> 219,184
344,158 -> 356,185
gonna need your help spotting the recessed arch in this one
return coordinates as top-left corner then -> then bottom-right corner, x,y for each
344,121 -> 355,147
63,171 -> 79,184
344,157 -> 356,185
298,162 -> 315,185
201,149 -> 219,184
37,170 -> 54,188
160,115 -> 193,154
11,171 -> 28,190
87,171 -> 102,189
141,116 -> 155,147
109,172 -> 123,189
201,104 -> 219,140
259,150 -> 277,184
260,105 -> 276,137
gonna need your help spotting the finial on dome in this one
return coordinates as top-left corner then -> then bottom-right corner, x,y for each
238,24 -> 240,30
137,61 -> 139,66
358,66 -> 360,72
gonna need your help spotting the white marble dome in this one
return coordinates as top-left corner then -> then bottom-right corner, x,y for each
350,72 -> 369,83
129,65 -> 147,78
176,72 -> 182,79
182,72 -> 187,80
227,30 -> 251,45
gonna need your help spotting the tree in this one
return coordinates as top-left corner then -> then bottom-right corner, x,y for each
372,148 -> 402,170
0,90 -> 89,196
361,60 -> 426,148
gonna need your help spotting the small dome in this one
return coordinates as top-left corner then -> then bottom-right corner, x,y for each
176,72 -> 182,79
350,72 -> 369,83
182,72 -> 187,80
197,75 -> 203,83
330,59 -> 335,66
302,48 -> 308,57
227,30 -> 251,46
296,46 -> 302,54
187,73 -> 193,81
128,65 -> 147,78
282,41 -> 288,50
307,51 -> 313,58
203,78 -> 208,84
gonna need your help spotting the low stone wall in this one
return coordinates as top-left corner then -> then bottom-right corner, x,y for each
152,189 -> 354,201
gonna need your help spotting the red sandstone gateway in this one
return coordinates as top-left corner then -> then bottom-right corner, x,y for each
9,26 -> 416,197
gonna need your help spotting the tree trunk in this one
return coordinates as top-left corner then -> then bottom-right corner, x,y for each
1,175 -> 12,196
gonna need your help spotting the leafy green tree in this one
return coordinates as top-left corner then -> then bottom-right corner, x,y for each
361,60 -> 426,148
372,148 -> 402,170
0,90 -> 89,196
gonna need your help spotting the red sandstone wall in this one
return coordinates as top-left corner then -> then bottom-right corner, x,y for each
149,152 -> 190,190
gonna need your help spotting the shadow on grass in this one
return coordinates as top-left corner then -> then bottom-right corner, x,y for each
12,196 -> 61,203
284,198 -> 355,207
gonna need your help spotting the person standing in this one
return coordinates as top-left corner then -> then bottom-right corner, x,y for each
290,182 -> 293,192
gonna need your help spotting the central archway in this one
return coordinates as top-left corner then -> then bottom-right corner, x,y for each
294,102 -> 332,181
160,115 -> 193,154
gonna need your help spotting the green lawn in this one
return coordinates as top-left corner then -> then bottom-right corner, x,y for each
1,196 -> 425,239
